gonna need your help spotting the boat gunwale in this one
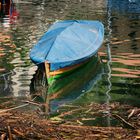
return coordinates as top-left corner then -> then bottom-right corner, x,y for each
45,57 -> 93,78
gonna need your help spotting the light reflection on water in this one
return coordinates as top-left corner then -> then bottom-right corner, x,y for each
0,0 -> 140,126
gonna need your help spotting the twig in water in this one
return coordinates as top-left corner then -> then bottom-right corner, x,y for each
112,114 -> 136,129
0,97 -> 37,114
0,104 -> 29,114
128,109 -> 135,119
22,100 -> 42,107
1,133 -> 6,140
57,108 -> 87,118
8,126 -> 12,140
13,128 -> 24,137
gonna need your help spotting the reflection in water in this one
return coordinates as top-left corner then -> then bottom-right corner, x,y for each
109,0 -> 140,14
0,0 -> 18,72
112,53 -> 140,78
30,55 -> 103,112
104,0 -> 113,126
0,0 -> 19,95
107,0 -> 140,82
98,0 -> 140,107
0,0 -> 139,127
0,0 -> 19,27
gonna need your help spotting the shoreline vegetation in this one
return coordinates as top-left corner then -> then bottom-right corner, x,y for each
0,100 -> 139,140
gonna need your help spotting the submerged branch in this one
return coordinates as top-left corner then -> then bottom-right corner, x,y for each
112,114 -> 136,129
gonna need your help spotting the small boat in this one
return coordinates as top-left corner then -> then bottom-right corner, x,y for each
30,55 -> 102,110
30,20 -> 104,84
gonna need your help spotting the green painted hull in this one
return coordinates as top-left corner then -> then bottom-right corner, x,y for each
47,55 -> 99,85
47,54 -> 101,97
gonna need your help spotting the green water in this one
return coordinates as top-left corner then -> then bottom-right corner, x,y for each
0,0 -> 140,127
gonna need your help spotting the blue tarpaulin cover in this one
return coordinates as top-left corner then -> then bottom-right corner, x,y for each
30,20 -> 104,71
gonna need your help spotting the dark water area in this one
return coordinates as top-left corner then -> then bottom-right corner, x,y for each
0,0 -> 140,127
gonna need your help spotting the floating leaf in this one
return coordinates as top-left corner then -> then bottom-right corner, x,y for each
50,117 -> 62,122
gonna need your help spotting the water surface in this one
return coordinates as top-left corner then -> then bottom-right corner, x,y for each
0,0 -> 140,126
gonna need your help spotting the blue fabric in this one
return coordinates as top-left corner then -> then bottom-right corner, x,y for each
30,20 -> 104,71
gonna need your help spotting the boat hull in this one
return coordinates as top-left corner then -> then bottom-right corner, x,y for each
29,20 -> 104,85
45,54 -> 99,84
47,54 -> 101,98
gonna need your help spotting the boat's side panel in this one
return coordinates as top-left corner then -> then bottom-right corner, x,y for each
44,56 -> 96,84
45,60 -> 88,76
47,54 -> 100,98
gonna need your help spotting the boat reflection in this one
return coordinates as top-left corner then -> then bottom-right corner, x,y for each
30,54 -> 103,112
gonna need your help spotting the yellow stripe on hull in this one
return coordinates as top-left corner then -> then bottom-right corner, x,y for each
45,59 -> 90,79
